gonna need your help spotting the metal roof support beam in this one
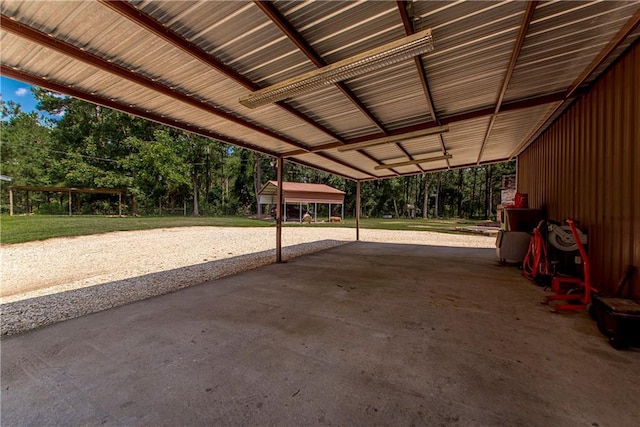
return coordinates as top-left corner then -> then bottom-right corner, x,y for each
276,156 -> 283,263
281,90 -> 567,157
509,9 -> 640,159
0,15 -> 311,153
476,1 -> 537,165
356,180 -> 361,241
98,0 -> 346,145
313,152 -> 376,179
360,158 -> 512,182
397,0 -> 449,171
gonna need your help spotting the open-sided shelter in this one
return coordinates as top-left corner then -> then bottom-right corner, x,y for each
1,1 -> 638,291
258,181 -> 345,222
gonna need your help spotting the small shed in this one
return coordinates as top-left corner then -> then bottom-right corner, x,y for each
258,181 -> 345,222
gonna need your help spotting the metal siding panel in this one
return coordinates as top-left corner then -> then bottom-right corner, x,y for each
517,42 -> 640,295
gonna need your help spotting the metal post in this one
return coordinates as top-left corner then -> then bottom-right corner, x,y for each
341,203 -> 344,222
68,190 -> 72,215
299,202 -> 302,222
314,203 -> 317,222
356,180 -> 361,241
329,203 -> 332,220
9,188 -> 13,216
276,156 -> 284,263
26,191 -> 30,214
119,193 -> 123,217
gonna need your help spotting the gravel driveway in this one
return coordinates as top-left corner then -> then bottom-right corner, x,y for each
1,226 -> 495,335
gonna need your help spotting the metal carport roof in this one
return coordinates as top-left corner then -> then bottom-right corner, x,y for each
1,1 -> 639,181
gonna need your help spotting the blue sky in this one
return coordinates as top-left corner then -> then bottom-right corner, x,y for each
1,76 -> 38,113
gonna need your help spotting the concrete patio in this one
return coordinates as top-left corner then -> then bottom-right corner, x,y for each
2,241 -> 638,426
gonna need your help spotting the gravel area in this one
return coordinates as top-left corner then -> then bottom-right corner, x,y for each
1,226 -> 495,336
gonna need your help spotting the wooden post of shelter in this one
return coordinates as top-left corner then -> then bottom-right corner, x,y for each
9,187 -> 14,216
119,192 -> 123,217
276,156 -> 283,263
68,190 -> 72,216
356,180 -> 361,241
26,191 -> 30,214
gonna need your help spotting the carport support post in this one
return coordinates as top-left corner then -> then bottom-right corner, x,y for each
276,156 -> 283,263
356,180 -> 361,241
68,190 -> 72,216
9,188 -> 13,216
119,193 -> 122,217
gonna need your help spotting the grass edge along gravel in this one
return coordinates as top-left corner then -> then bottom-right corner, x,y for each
0,215 -> 485,245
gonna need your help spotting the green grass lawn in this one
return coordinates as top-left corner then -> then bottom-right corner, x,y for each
0,215 -> 490,244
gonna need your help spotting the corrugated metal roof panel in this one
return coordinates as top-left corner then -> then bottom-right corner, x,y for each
414,1 -> 526,116
505,1 -> 640,101
483,103 -> 558,161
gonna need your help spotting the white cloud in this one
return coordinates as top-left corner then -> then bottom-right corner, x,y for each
15,88 -> 28,97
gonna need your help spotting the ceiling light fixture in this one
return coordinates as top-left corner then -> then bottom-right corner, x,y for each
374,154 -> 452,170
337,125 -> 449,152
239,28 -> 434,108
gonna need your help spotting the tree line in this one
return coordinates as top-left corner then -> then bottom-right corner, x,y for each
1,89 -> 514,219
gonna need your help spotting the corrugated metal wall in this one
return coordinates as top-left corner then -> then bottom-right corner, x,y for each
517,42 -> 639,297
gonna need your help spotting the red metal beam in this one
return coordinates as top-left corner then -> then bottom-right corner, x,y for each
0,14 -> 312,153
359,158 -> 513,182
98,0 -> 346,145
476,1 -> 537,165
396,0 -> 448,170
281,90 -> 567,157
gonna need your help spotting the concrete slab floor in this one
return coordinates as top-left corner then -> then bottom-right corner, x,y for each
1,242 -> 638,426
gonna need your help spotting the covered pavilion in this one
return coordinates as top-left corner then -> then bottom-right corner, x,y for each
257,180 -> 345,222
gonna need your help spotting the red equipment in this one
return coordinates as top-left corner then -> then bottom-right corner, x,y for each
522,221 -> 549,281
543,219 -> 596,312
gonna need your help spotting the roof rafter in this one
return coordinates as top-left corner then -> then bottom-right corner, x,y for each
476,1 -> 537,165
281,90 -> 567,157
396,0 -> 448,171
0,14 -> 311,153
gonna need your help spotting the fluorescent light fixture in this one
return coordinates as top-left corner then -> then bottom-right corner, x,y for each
374,154 -> 452,170
239,28 -> 434,108
337,125 -> 449,152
